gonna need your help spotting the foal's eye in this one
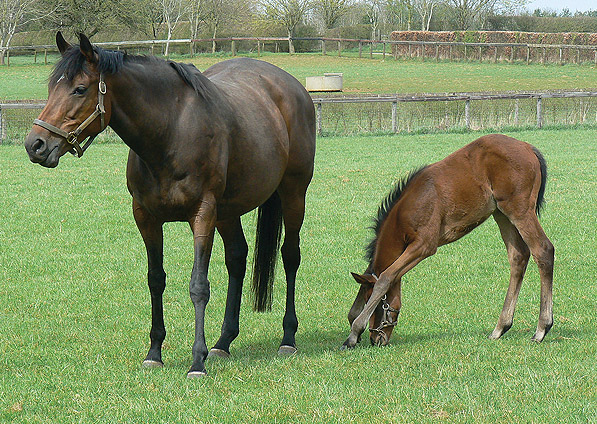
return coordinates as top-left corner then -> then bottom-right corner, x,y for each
72,86 -> 87,96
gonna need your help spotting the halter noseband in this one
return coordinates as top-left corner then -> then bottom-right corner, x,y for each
33,73 -> 107,158
368,273 -> 400,345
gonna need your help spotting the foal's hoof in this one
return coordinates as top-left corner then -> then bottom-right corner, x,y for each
340,341 -> 354,351
187,370 -> 207,379
207,348 -> 231,359
142,359 -> 164,368
278,345 -> 297,356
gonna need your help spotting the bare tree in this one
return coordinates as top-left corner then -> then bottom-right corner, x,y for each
1,0 -> 51,65
364,0 -> 383,40
313,0 -> 351,29
385,0 -> 414,30
160,0 -> 187,55
261,0 -> 312,53
189,0 -> 251,53
448,0 -> 496,29
411,0 -> 442,30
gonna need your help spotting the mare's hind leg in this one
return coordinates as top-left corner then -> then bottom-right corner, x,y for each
277,185 -> 309,355
499,207 -> 554,342
209,218 -> 249,358
133,201 -> 167,368
489,211 -> 530,340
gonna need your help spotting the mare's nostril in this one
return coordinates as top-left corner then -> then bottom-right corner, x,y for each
32,138 -> 45,154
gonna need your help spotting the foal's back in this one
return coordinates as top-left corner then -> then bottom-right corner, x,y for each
393,134 -> 544,247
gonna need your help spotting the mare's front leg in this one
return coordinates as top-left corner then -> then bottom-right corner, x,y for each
133,201 -> 166,368
187,197 -> 217,377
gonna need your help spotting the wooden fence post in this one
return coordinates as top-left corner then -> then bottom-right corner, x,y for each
383,42 -> 386,60
358,41 -> 362,58
514,99 -> 519,126
231,40 -> 236,56
0,105 -> 4,143
465,99 -> 471,129
321,40 -> 325,55
526,46 -> 530,64
44,49 -> 48,65
392,101 -> 397,133
338,40 -> 341,57
258,39 -> 261,56
537,96 -> 543,128
317,102 -> 322,136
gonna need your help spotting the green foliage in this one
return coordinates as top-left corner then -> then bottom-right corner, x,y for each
1,128 -> 596,422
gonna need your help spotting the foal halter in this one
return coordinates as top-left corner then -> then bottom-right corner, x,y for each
370,294 -> 400,345
33,73 -> 107,158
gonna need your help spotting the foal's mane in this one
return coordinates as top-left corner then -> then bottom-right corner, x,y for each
364,166 -> 428,264
50,44 -> 210,98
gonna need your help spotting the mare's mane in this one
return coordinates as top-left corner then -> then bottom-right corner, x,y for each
50,44 -> 210,98
364,166 -> 428,265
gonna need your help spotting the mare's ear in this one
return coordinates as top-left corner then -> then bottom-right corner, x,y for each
351,272 -> 377,286
56,32 -> 72,56
78,33 -> 97,64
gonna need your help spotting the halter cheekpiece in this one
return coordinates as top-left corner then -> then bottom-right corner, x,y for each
33,73 -> 107,158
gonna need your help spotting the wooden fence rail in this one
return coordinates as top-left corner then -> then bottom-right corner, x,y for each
2,91 -> 596,141
3,36 -> 597,66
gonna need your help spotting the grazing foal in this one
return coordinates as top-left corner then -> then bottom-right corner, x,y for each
343,134 -> 554,349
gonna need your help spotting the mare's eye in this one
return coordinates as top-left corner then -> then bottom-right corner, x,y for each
73,86 -> 87,96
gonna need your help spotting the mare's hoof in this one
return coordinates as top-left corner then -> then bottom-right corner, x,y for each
187,371 -> 207,378
531,334 -> 544,343
278,345 -> 297,356
207,348 -> 231,359
142,359 -> 164,368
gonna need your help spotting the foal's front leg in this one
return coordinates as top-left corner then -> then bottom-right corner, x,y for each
187,197 -> 217,377
133,201 -> 166,368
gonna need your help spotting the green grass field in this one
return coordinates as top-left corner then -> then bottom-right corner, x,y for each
1,128 -> 595,422
2,52 -> 597,100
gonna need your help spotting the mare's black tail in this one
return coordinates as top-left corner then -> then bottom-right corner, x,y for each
252,191 -> 283,312
533,146 -> 548,217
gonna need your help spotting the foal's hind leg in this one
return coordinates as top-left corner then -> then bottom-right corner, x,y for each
500,208 -> 554,342
277,186 -> 308,355
209,218 -> 249,358
490,211 -> 530,340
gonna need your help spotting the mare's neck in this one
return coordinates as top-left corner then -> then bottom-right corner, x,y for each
106,61 -> 212,166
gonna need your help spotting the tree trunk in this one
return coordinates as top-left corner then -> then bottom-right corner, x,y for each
288,30 -> 295,55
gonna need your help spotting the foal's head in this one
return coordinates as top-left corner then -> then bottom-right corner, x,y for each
349,271 -> 401,346
25,32 -> 113,167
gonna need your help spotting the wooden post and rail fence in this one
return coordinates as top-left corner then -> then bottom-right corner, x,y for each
2,91 -> 596,141
3,36 -> 597,66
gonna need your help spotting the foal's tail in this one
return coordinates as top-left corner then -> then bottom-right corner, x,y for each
532,146 -> 548,217
252,191 -> 283,312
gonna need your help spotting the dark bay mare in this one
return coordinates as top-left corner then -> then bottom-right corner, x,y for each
25,33 -> 316,377
343,134 -> 554,349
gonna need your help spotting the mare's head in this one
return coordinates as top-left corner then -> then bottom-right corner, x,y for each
25,32 -> 113,167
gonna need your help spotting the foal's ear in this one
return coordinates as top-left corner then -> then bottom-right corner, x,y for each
56,32 -> 72,56
351,272 -> 377,286
78,33 -> 97,64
